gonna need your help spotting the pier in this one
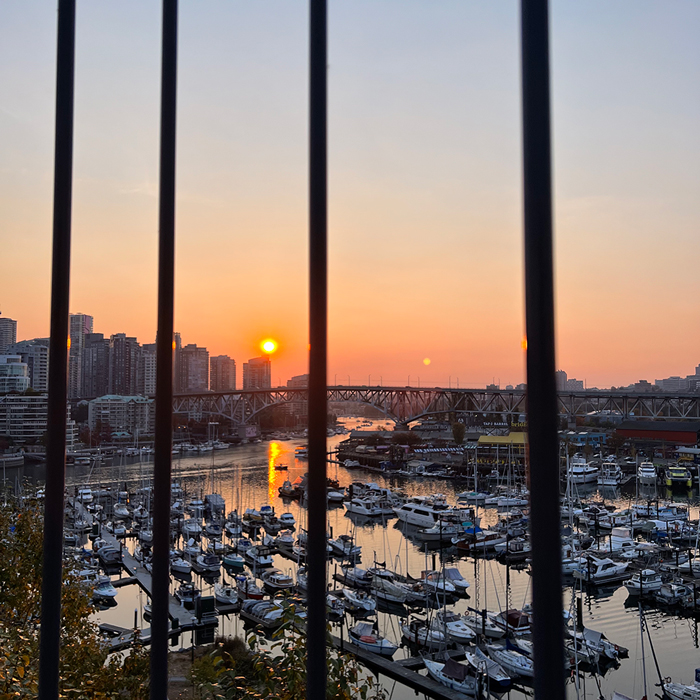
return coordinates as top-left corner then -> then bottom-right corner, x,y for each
330,635 -> 468,700
69,499 -> 200,649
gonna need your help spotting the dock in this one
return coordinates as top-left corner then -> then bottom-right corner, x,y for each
330,635 -> 469,700
69,499 -> 200,648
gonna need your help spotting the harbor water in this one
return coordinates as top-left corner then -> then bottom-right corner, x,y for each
54,418 -> 700,699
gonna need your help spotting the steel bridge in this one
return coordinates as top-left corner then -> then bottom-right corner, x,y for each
171,386 -> 700,427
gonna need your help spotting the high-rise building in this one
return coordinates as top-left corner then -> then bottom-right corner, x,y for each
210,355 -> 236,392
88,395 -> 154,436
82,333 -> 110,398
139,343 -> 157,396
0,356 -> 30,393
173,332 -> 182,392
555,370 -> 567,391
179,344 -> 209,392
108,333 -> 140,396
243,356 -> 271,390
0,314 -> 18,354
6,340 -> 49,392
286,373 -> 308,420
69,313 -> 93,398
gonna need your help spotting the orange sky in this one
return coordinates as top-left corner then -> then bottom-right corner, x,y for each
1,2 -> 699,389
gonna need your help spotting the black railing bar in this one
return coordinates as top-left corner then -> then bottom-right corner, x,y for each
150,0 -> 178,696
306,0 -> 328,698
38,2 -> 76,698
520,1 -> 566,698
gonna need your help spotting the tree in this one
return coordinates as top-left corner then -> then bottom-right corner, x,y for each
0,500 -> 150,698
451,422 -> 465,445
197,606 -> 385,700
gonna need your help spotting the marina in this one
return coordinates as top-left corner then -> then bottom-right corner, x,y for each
19,417 -> 699,699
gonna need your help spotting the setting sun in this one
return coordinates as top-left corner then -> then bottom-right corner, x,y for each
261,339 -> 278,354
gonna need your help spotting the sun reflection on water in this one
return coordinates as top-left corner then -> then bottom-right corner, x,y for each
268,441 -> 283,503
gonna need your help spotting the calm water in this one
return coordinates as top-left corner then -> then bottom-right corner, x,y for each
60,419 -> 700,700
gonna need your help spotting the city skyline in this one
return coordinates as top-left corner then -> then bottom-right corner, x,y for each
3,308 -> 700,393
1,2 -> 699,388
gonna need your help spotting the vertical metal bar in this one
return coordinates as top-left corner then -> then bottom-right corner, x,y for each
521,1 -> 565,698
38,2 -> 76,698
307,0 -> 328,698
150,1 -> 177,696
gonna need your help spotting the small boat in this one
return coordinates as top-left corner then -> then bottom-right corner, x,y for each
182,518 -> 203,535
423,658 -> 478,695
113,503 -> 130,518
665,669 -> 700,700
371,575 -> 408,604
261,568 -> 294,593
441,567 -> 470,595
92,580 -> 118,599
274,464 -> 288,471
567,627 -> 626,660
624,568 -> 663,595
222,552 -> 245,571
236,574 -> 264,600
491,608 -> 531,636
214,583 -> 239,606
77,488 -> 94,504
195,552 -> 221,574
205,520 -> 223,537
341,566 -> 372,589
401,618 -> 447,650
464,646 -> 511,689
329,534 -> 361,559
344,498 -> 382,517
245,546 -> 274,568
175,582 -> 201,605
235,537 -> 253,553
463,611 -> 504,639
279,513 -> 296,527
657,582 -> 693,607
339,588 -> 376,614
170,556 -> 192,575
421,571 -> 456,596
327,593 -> 345,621
349,622 -> 398,657
574,556 -> 631,584
456,491 -> 488,504
486,644 -> 534,678
436,610 -> 476,644
328,490 -> 346,503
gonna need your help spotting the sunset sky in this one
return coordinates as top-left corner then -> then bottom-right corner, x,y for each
1,1 -> 699,389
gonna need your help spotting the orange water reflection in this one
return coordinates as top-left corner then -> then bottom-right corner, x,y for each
267,441 -> 284,503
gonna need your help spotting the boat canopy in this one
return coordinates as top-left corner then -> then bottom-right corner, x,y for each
352,622 -> 375,637
442,657 -> 471,681
582,628 -> 602,646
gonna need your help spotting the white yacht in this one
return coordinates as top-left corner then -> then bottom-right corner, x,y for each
568,455 -> 599,484
637,461 -> 657,485
597,463 -> 622,486
344,498 -> 382,517
392,498 -> 453,529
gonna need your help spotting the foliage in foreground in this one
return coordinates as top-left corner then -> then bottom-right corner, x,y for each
192,606 -> 386,700
0,500 -> 150,699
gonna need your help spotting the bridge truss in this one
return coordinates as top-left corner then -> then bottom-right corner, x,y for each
171,386 -> 700,427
